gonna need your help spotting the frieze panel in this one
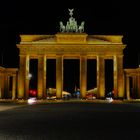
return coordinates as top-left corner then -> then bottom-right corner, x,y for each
56,34 -> 87,43
19,44 -> 125,57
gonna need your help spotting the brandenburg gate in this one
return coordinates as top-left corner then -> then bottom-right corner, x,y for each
16,9 -> 126,99
1,9 -> 140,100
17,33 -> 126,99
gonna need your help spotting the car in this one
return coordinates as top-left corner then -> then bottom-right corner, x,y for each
62,91 -> 71,99
27,97 -> 37,104
29,89 -> 37,97
86,88 -> 97,100
86,93 -> 96,100
47,95 -> 57,100
47,88 -> 71,99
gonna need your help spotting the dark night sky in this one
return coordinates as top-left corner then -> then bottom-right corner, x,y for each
0,0 -> 139,92
0,0 -> 139,69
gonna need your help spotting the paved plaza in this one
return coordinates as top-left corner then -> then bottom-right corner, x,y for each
0,101 -> 140,140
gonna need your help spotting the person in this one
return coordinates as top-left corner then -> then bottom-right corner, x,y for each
76,89 -> 80,99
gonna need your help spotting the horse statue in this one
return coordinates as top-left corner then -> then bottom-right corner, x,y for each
78,21 -> 85,33
66,17 -> 78,32
66,22 -> 70,32
59,21 -> 65,32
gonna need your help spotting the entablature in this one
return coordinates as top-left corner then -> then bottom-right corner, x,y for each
124,68 -> 140,76
19,34 -> 125,45
17,44 -> 125,55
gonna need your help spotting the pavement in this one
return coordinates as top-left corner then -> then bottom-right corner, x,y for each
0,101 -> 140,140
1,98 -> 140,108
0,98 -> 134,113
0,105 -> 24,111
0,98 -> 124,104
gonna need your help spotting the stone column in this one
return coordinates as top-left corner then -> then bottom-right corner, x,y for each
56,55 -> 63,99
0,75 -> 1,98
18,55 -> 30,99
126,76 -> 130,100
114,55 -> 124,99
18,55 -> 25,99
0,73 -> 2,98
37,55 -> 46,99
12,75 -> 16,100
0,74 -> 4,98
137,74 -> 140,98
25,56 -> 30,99
97,56 -> 105,98
114,55 -> 118,98
80,55 -> 87,98
132,76 -> 137,98
4,75 -> 9,98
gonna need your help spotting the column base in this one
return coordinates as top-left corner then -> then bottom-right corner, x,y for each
117,97 -> 124,100
97,97 -> 106,100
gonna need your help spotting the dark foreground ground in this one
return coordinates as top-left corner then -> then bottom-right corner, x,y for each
0,101 -> 140,140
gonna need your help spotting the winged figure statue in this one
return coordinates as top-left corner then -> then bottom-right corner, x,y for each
68,8 -> 74,17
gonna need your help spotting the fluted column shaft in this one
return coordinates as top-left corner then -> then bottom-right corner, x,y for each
114,55 -> 124,98
12,75 -> 16,100
97,56 -> 105,98
56,56 -> 63,99
137,75 -> 140,98
4,75 -> 10,98
37,55 -> 46,99
18,55 -> 30,99
0,74 -> 4,98
0,75 -> 2,98
80,56 -> 87,98
126,76 -> 130,100
132,76 -> 137,98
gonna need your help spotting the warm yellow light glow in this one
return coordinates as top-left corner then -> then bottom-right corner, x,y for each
56,33 -> 87,43
16,33 -> 126,99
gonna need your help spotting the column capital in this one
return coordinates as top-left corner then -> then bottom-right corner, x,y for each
126,75 -> 130,78
96,55 -> 105,58
56,54 -> 63,58
80,54 -> 87,56
38,55 -> 46,58
80,55 -> 87,60
19,54 -> 30,58
113,55 -> 123,58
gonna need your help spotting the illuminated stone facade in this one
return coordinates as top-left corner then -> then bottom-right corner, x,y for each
124,68 -> 140,99
0,67 -> 18,99
17,33 -> 126,99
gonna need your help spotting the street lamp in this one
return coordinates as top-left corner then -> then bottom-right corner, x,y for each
28,73 -> 32,80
